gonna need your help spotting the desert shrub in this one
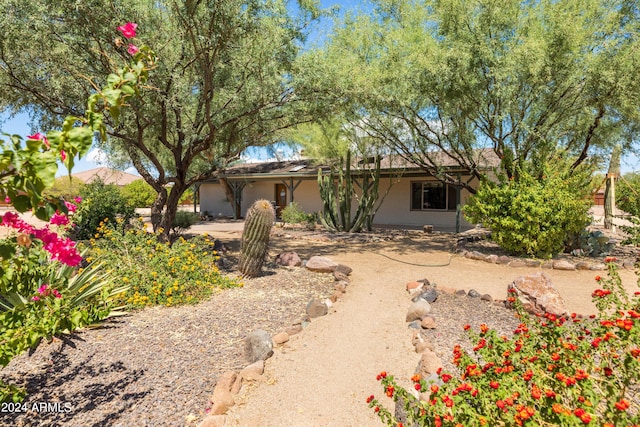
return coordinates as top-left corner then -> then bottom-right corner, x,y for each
179,187 -> 195,205
73,178 -> 136,240
43,176 -> 85,200
121,179 -> 156,208
464,165 -> 592,258
171,211 -> 200,234
281,202 -> 315,225
83,217 -> 239,308
616,172 -> 640,217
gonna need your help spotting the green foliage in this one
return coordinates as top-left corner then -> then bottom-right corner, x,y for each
297,0 -> 640,193
565,230 -> 614,257
0,0 -> 321,241
239,200 -> 275,277
281,202 -> 315,226
73,179 -> 135,240
0,242 -> 121,403
83,218 -> 238,308
171,211 -> 200,235
370,261 -> 640,426
121,179 -> 156,208
179,187 -> 195,205
42,175 -> 85,201
464,165 -> 592,258
617,173 -> 640,217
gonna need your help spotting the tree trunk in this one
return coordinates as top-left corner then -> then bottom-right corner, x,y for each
159,183 -> 186,242
151,187 -> 168,233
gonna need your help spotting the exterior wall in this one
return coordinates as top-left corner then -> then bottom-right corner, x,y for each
199,183 -> 235,217
200,174 -> 479,231
372,176 -> 475,230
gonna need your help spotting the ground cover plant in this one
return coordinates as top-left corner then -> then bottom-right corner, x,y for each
368,259 -> 640,426
81,217 -> 239,308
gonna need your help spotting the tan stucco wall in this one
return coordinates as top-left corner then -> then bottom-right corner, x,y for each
200,175 -> 479,231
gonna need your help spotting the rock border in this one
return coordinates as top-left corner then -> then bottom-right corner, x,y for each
197,254 -> 352,427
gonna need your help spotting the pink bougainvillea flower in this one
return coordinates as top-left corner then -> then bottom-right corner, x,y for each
117,22 -> 138,39
50,212 -> 70,226
52,289 -> 62,299
37,284 -> 49,295
64,201 -> 77,213
31,296 -> 40,301
27,132 -> 50,148
60,150 -> 67,162
74,196 -> 82,204
4,196 -> 10,203
127,44 -> 139,55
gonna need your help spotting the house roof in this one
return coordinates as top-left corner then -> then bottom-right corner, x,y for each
215,149 -> 499,181
71,167 -> 141,186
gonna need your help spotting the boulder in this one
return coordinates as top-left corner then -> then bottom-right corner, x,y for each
405,299 -> 432,322
306,299 -> 328,318
231,360 -> 265,394
244,330 -> 273,364
274,252 -> 302,267
508,272 -> 568,316
305,256 -> 338,273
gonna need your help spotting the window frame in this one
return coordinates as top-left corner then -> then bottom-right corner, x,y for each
410,181 -> 458,212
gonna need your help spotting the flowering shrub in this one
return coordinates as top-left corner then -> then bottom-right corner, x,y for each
368,259 -> 640,426
0,21 -> 154,403
81,217 -> 239,308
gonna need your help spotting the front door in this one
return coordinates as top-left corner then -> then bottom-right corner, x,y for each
275,184 -> 287,217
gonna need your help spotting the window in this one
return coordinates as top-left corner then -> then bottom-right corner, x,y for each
411,182 -> 458,211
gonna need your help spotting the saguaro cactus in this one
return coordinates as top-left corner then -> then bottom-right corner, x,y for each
238,199 -> 275,277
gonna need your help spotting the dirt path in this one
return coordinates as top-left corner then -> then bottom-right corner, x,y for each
216,232 -> 638,426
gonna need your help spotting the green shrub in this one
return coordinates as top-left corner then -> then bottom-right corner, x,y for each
281,202 -> 315,225
43,176 -> 85,201
83,217 -> 239,308
73,179 -> 136,240
464,164 -> 592,258
121,179 -> 157,208
171,211 -> 200,234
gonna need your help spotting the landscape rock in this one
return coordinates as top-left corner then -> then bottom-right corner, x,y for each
334,282 -> 347,293
415,339 -> 435,353
305,256 -> 338,273
274,251 -> 302,267
406,281 -> 423,292
466,251 -> 487,261
334,264 -> 353,276
306,299 -> 328,318
417,349 -> 443,377
590,263 -> 607,270
497,256 -> 511,265
420,315 -> 437,329
407,320 -> 423,330
329,291 -> 340,303
417,278 -> 431,285
485,254 -> 499,264
467,289 -> 481,298
509,260 -> 528,268
244,330 -> 273,364
552,260 -> 576,271
412,288 -> 438,304
623,261 -> 634,270
575,262 -> 592,271
273,332 -> 290,345
508,272 -> 568,316
210,371 -> 237,415
455,289 -> 467,297
405,299 -> 432,322
333,271 -> 350,282
239,360 -> 264,382
285,324 -> 303,336
481,294 -> 493,303
198,415 -> 227,427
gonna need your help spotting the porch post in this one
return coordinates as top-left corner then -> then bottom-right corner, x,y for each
229,181 -> 246,219
282,178 -> 302,203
